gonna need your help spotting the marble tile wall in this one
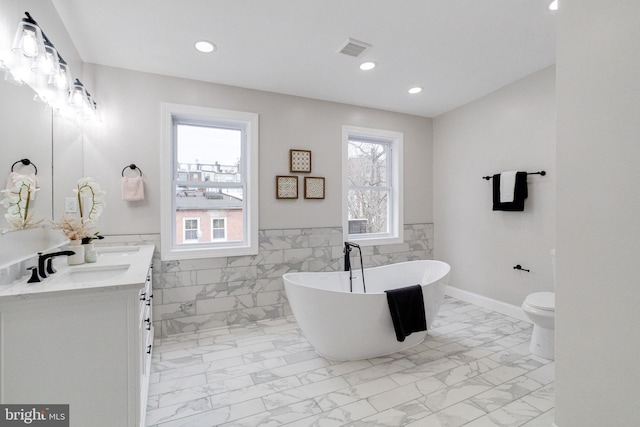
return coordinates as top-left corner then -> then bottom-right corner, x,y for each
90,223 -> 433,338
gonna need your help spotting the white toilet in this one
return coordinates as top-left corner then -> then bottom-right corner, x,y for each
522,250 -> 556,360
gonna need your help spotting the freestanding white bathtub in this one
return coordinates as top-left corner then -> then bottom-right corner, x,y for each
282,260 -> 450,361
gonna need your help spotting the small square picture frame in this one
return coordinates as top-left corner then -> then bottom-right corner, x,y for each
290,149 -> 312,173
276,175 -> 298,199
304,176 -> 325,200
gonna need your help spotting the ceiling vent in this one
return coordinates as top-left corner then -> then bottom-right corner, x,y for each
337,38 -> 371,57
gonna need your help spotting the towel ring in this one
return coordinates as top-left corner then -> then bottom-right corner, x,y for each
122,164 -> 143,177
11,159 -> 38,175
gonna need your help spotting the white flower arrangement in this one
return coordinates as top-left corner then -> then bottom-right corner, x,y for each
0,174 -> 42,231
51,177 -> 106,241
74,177 -> 106,222
49,215 -> 91,241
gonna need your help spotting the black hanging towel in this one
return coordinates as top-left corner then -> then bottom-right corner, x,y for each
492,171 -> 528,211
385,285 -> 427,342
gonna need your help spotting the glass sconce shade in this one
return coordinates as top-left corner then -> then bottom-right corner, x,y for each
69,79 -> 97,121
84,91 -> 93,116
69,79 -> 88,108
12,19 -> 46,59
82,91 -> 100,121
93,102 -> 102,122
84,100 -> 101,122
49,58 -> 71,91
32,40 -> 60,75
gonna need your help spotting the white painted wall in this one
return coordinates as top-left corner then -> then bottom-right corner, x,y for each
433,66 -> 556,306
555,1 -> 640,425
82,64 -> 432,235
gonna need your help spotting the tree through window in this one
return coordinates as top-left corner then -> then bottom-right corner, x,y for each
342,126 -> 403,246
347,138 -> 390,234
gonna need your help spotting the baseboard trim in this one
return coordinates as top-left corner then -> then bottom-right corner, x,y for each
445,286 -> 531,323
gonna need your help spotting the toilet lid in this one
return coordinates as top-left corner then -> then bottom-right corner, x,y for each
525,292 -> 555,310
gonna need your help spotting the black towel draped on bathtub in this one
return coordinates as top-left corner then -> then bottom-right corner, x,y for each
385,284 -> 427,342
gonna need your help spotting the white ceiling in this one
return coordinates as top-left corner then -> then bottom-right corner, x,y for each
51,0 -> 556,118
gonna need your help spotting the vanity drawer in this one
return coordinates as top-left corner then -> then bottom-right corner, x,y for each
138,265 -> 153,326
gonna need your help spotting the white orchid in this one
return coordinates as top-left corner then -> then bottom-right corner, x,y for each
0,174 -> 42,231
0,191 -> 20,207
73,177 -> 106,223
51,177 -> 106,241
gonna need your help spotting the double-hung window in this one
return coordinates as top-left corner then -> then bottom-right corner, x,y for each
342,125 -> 403,246
211,218 -> 226,241
161,103 -> 258,260
183,218 -> 200,243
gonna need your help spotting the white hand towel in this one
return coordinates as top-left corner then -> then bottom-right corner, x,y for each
499,171 -> 518,203
122,176 -> 144,201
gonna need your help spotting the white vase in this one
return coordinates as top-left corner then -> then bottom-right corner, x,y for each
83,242 -> 97,263
67,241 -> 85,265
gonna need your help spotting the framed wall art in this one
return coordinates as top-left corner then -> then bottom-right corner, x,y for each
290,149 -> 312,173
276,175 -> 298,199
304,176 -> 325,199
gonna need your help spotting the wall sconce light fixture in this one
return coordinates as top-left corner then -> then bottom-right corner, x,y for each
5,11 -> 99,121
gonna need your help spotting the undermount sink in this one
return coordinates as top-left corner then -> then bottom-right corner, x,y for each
63,264 -> 130,283
96,246 -> 141,257
1,244 -> 154,300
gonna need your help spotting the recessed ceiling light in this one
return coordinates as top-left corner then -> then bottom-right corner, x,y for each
408,87 -> 423,94
195,40 -> 216,53
549,0 -> 558,10
359,61 -> 376,71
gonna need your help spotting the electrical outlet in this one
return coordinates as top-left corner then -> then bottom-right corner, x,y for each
65,197 -> 78,213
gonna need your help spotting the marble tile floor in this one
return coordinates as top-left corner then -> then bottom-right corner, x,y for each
146,297 -> 555,427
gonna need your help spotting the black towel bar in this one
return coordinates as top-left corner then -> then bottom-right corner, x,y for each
483,171 -> 545,180
11,159 -> 38,175
122,164 -> 143,177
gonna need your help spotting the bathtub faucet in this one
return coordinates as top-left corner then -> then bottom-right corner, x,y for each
344,242 -> 366,293
343,242 -> 358,272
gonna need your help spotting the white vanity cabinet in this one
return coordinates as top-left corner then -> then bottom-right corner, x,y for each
0,245 -> 154,427
139,264 -> 154,427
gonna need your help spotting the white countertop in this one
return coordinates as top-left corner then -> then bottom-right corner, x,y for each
0,245 -> 155,302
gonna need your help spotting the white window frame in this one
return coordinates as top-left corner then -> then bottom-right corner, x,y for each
183,217 -> 200,243
161,103 -> 259,260
211,217 -> 226,241
342,125 -> 403,247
